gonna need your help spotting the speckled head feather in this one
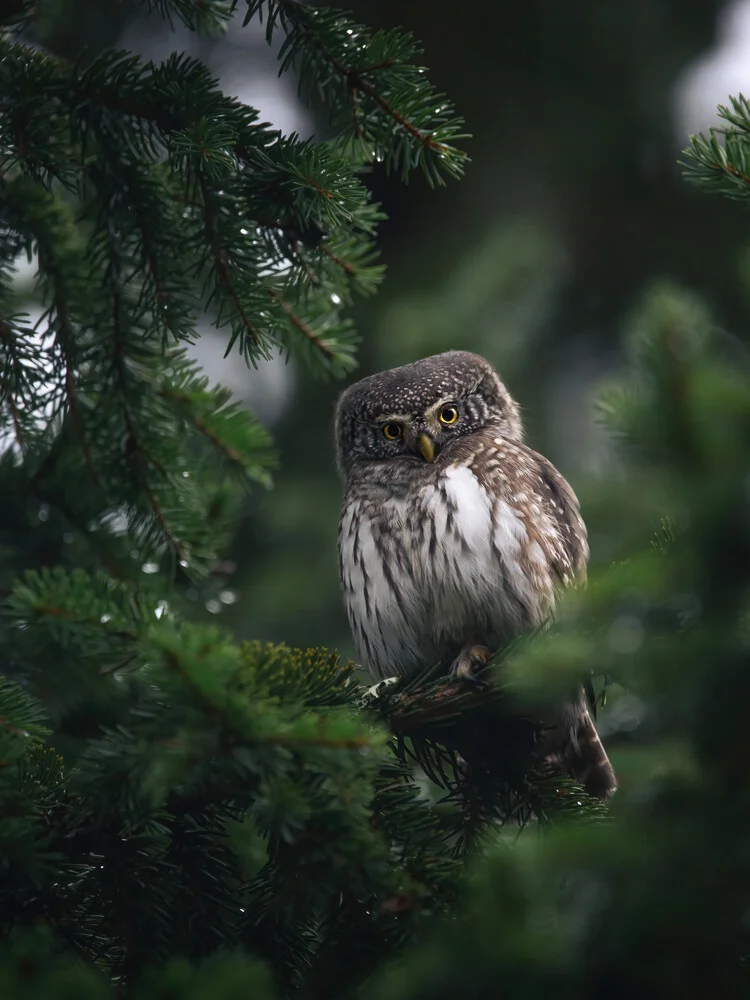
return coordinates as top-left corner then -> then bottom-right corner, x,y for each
335,350 -> 522,477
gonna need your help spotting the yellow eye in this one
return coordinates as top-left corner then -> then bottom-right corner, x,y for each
383,423 -> 402,440
439,405 -> 459,425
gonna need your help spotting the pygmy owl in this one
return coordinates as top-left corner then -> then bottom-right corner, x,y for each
335,350 -> 616,800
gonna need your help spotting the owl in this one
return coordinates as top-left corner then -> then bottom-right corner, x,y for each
335,350 -> 616,800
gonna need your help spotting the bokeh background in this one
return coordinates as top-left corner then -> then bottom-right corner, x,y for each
17,1 -> 750,692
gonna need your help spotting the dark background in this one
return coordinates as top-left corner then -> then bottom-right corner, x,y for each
21,0 -> 750,663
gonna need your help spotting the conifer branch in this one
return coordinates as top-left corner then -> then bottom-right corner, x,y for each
269,289 -> 337,360
259,733 -> 375,750
140,0 -> 233,35
716,160 -> 750,185
321,243 -> 357,277
25,602 -> 139,643
0,320 -> 26,451
160,643 -> 375,751
684,97 -> 750,199
327,53 -> 450,157
5,393 -> 24,451
41,271 -> 102,491
0,178 -> 103,487
29,480 -> 129,579
385,679 -> 494,734
243,0 -> 469,183
142,247 -> 176,337
111,290 -> 184,561
158,385 -> 245,469
198,175 -> 262,350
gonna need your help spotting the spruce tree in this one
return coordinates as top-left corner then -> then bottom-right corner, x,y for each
0,1 -> 584,996
1,1 -> 748,997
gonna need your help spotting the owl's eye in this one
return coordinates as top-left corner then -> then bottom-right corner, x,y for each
383,423 -> 402,440
439,405 -> 459,425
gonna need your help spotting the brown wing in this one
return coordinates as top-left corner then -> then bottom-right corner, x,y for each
529,449 -> 589,586
463,434 -> 588,604
542,696 -> 617,801
525,455 -> 614,797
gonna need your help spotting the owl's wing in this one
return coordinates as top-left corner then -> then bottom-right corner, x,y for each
528,449 -> 589,586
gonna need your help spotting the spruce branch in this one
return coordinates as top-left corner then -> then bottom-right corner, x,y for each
321,242 -> 357,277
0,319 -> 27,451
197,173 -> 265,362
242,0 -> 470,184
5,569 -> 146,642
0,675 -> 49,742
684,95 -> 750,200
0,177 -> 102,487
140,0 -> 235,35
160,388 -> 251,468
110,289 -> 185,564
0,40 -> 386,374
269,289 -> 337,361
157,358 -> 275,486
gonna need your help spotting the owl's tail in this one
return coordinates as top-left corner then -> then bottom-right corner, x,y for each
569,708 -> 617,800
545,700 -> 617,801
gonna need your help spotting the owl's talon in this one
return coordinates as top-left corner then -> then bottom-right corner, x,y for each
362,675 -> 401,706
449,645 -> 491,688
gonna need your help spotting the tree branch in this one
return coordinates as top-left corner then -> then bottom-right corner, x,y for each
0,320 -> 27,451
158,384 -> 246,470
111,289 -> 184,561
199,175 -> 261,348
269,289 -> 337,360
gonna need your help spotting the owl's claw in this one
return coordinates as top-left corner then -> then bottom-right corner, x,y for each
361,675 -> 402,708
449,645 -> 491,688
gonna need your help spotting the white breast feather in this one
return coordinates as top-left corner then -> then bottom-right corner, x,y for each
341,463 -> 555,678
441,465 -> 493,551
420,467 -> 539,641
340,497 -> 427,675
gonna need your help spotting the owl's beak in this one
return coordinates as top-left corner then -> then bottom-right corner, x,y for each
418,433 -> 437,463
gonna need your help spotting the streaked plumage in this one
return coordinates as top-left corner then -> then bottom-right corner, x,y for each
335,350 -> 616,799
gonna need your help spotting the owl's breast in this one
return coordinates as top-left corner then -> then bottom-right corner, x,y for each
339,461 -> 555,680
339,490 -> 431,677
409,464 -> 545,640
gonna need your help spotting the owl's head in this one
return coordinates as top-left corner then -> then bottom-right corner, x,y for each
335,350 -> 523,477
